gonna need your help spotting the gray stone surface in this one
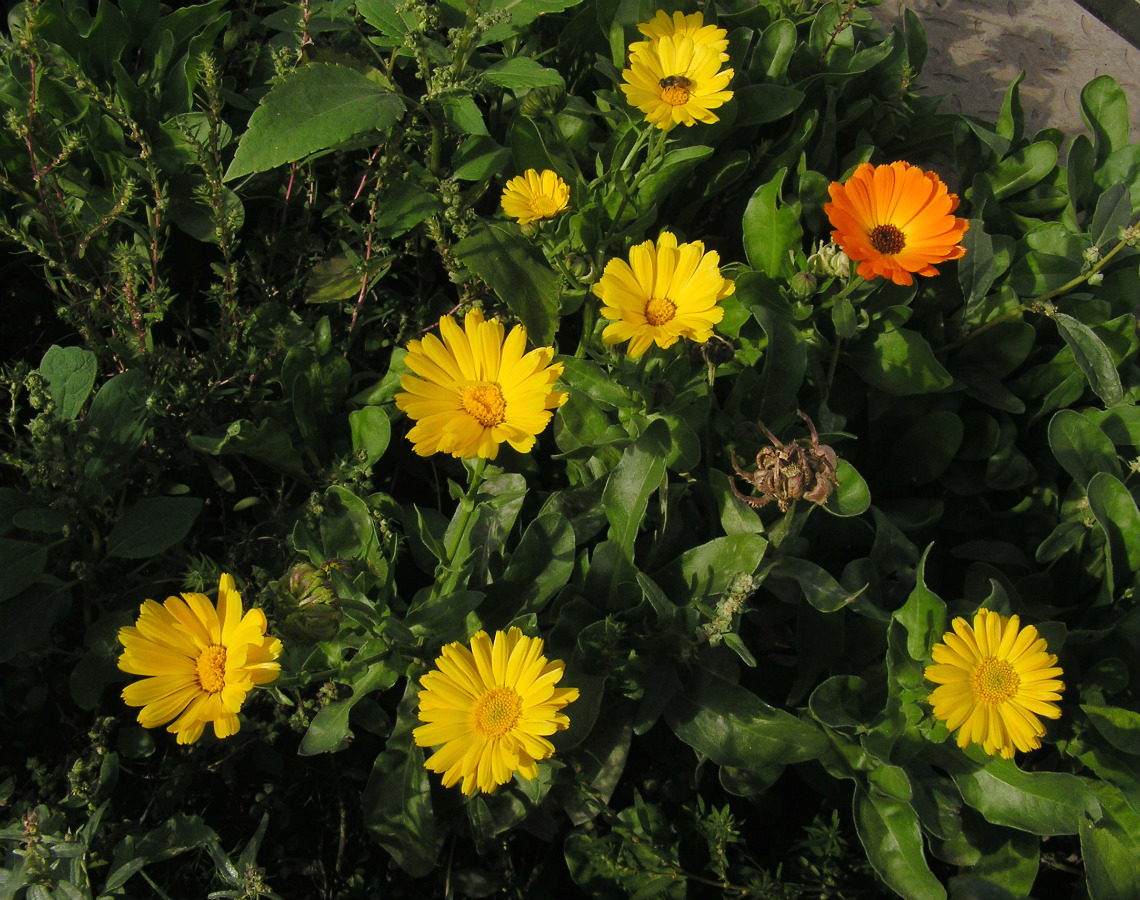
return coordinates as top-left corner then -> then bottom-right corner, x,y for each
873,0 -> 1140,141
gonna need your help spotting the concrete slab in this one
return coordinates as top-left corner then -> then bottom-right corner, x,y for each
873,0 -> 1140,142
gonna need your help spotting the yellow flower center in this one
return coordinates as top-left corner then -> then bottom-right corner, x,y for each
645,296 -> 677,326
659,76 -> 694,106
460,383 -> 507,427
971,657 -> 1020,706
196,644 -> 228,694
473,686 -> 522,740
869,224 -> 907,255
530,195 -> 560,218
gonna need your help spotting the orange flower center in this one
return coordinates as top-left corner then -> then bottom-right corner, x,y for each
971,657 -> 1020,706
869,224 -> 906,255
473,686 -> 522,740
530,195 -> 561,218
196,644 -> 228,694
460,383 -> 507,427
645,296 -> 677,326
659,81 -> 692,106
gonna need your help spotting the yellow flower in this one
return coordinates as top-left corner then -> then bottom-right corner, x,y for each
117,574 -> 283,745
394,309 -> 568,459
925,609 -> 1065,759
413,628 -> 579,796
824,161 -> 970,286
621,33 -> 734,129
500,169 -> 571,225
593,231 -> 735,358
630,10 -> 729,61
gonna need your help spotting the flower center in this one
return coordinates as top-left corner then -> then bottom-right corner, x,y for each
531,195 -> 560,218
196,644 -> 228,694
971,657 -> 1020,706
645,296 -> 677,326
473,686 -> 522,740
460,383 -> 507,427
869,224 -> 906,255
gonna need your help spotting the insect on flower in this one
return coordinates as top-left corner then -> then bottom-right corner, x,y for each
730,411 -> 839,511
658,74 -> 694,90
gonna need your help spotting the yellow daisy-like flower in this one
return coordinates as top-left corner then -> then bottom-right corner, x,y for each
593,230 -> 735,358
925,609 -> 1065,759
500,169 -> 570,225
621,33 -> 734,130
824,161 -> 970,286
413,627 -> 580,796
394,309 -> 568,459
117,574 -> 283,745
630,10 -> 729,61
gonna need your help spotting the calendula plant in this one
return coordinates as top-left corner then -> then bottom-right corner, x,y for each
2,0 -> 1140,898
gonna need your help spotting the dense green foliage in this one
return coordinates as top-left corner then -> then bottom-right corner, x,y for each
2,0 -> 1140,897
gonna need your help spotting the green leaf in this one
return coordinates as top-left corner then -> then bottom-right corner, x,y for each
362,691 -> 442,877
769,556 -> 862,613
985,141 -> 1057,200
1081,74 -> 1130,164
742,167 -> 802,279
373,181 -> 442,238
825,459 -> 871,517
893,545 -> 946,661
356,0 -> 416,39
225,64 -> 405,180
654,535 -> 768,603
996,72 -> 1025,146
732,84 -> 804,127
937,750 -> 1100,835
665,669 -> 827,768
1088,182 -> 1132,247
84,369 -> 149,483
602,420 -> 669,560
1047,409 -> 1122,488
957,220 -> 996,317
349,407 -> 391,467
482,57 -> 564,90
637,145 -> 714,210
1081,813 -> 1140,900
850,328 -> 953,396
453,221 -> 560,345
188,418 -> 308,482
299,662 -> 397,755
0,539 -> 48,602
1083,705 -> 1140,756
1087,472 -> 1140,588
749,300 -> 807,424
452,135 -> 512,181
882,411 -> 963,488
488,512 -> 575,616
853,786 -> 947,900
1054,313 -> 1124,407
40,345 -> 97,421
439,93 -> 488,136
105,497 -> 202,559
757,18 -> 796,80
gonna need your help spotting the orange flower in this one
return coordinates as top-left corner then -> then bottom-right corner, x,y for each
824,162 -> 969,286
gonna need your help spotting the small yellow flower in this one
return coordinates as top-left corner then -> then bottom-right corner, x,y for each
593,231 -> 735,358
500,169 -> 570,225
117,574 -> 282,745
925,609 -> 1065,759
630,10 -> 729,61
414,628 -> 579,796
824,161 -> 969,286
394,309 -> 568,459
621,33 -> 734,130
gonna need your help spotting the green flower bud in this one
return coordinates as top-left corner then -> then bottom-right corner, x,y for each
519,86 -> 567,119
275,562 -> 346,643
789,271 -> 818,298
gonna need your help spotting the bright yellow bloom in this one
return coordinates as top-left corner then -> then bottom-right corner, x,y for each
824,161 -> 969,286
394,309 -> 568,459
621,33 -> 734,129
117,574 -> 282,745
630,10 -> 729,61
500,169 -> 570,225
593,231 -> 735,358
414,628 -> 579,796
925,609 -> 1065,759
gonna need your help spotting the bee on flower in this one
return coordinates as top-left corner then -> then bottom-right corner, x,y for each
621,27 -> 734,130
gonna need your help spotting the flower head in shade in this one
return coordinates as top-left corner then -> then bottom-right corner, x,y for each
824,161 -> 970,286
621,33 -> 734,129
394,309 -> 568,459
630,9 -> 729,60
501,169 -> 570,225
117,574 -> 282,745
593,231 -> 735,358
925,609 -> 1064,759
414,628 -> 579,796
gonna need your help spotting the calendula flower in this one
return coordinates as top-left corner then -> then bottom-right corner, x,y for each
593,231 -> 735,358
630,9 -> 729,60
621,33 -> 734,129
117,574 -> 282,745
501,169 -> 570,225
394,309 -> 568,459
414,628 -> 579,796
925,609 -> 1065,759
824,161 -> 970,286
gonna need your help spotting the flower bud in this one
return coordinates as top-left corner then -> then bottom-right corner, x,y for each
275,562 -> 346,643
519,86 -> 567,119
789,271 -> 818,299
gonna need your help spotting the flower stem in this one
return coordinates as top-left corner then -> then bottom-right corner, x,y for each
434,457 -> 488,598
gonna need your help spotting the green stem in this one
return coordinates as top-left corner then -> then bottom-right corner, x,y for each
433,457 -> 488,598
